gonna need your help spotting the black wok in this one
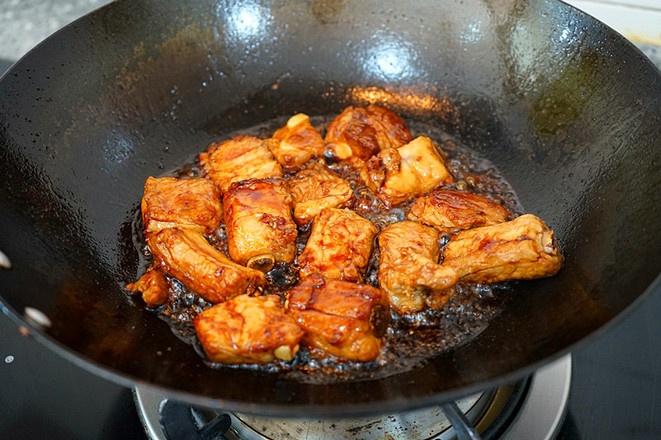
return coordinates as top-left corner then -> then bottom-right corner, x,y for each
1,0 -> 660,417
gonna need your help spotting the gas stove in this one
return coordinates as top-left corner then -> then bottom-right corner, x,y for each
133,356 -> 571,440
6,282 -> 661,440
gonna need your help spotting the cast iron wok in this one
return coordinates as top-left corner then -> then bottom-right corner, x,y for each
1,0 -> 660,417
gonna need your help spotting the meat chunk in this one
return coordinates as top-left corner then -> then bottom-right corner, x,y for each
298,208 -> 378,282
286,274 -> 390,362
195,294 -> 304,364
407,190 -> 510,234
126,266 -> 170,307
441,214 -> 563,283
324,105 -> 412,165
267,113 -> 325,171
361,136 -> 454,207
148,228 -> 265,303
288,163 -> 354,226
223,178 -> 297,272
378,221 -> 459,314
141,177 -> 222,235
199,135 -> 283,192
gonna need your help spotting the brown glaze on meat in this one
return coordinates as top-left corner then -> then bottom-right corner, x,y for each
441,214 -> 563,283
141,177 -> 222,235
361,136 -> 454,207
268,113 -> 325,171
127,109 -> 562,374
324,105 -> 412,165
298,208 -> 378,282
286,274 -> 390,362
195,294 -> 304,364
199,135 -> 283,192
378,221 -> 459,314
288,163 -> 354,226
223,178 -> 297,271
126,266 -> 170,307
408,190 -> 510,234
148,228 -> 265,303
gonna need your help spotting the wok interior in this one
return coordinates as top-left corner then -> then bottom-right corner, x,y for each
0,0 -> 660,415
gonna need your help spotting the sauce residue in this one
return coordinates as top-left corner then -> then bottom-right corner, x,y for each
131,115 -> 524,383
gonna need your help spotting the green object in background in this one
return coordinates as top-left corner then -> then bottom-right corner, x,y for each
530,51 -> 599,137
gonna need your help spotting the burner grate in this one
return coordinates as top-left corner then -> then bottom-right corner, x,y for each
134,355 -> 570,440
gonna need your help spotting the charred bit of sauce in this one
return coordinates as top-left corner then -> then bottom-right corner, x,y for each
130,116 -> 523,383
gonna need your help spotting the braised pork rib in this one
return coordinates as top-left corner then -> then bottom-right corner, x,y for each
126,105 -> 563,367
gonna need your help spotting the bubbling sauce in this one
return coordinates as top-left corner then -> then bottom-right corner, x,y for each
132,115 -> 524,383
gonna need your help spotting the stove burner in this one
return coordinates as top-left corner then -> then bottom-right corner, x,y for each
134,355 -> 570,440
158,399 -> 231,440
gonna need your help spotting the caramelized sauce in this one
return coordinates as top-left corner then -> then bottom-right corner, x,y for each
131,115 -> 523,383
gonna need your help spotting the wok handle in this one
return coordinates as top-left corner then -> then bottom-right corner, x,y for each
441,401 -> 483,440
159,399 -> 231,440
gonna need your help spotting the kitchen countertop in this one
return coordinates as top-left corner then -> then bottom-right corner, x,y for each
0,0 -> 112,63
1,2 -> 660,440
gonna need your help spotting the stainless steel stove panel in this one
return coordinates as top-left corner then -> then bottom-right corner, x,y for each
134,355 -> 571,440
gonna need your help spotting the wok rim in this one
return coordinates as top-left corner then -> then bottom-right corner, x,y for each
2,271 -> 660,417
1,0 -> 661,417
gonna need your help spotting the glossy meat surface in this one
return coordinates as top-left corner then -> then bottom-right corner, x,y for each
286,274 -> 389,361
361,136 -> 454,207
378,221 -> 459,314
408,190 -> 510,234
195,294 -> 304,364
223,178 -> 297,271
126,266 -> 169,307
268,113 -> 325,171
442,214 -> 563,283
324,105 -> 412,164
148,228 -> 265,303
288,163 -> 354,226
199,135 -> 283,192
298,208 -> 378,282
141,177 -> 222,235
126,105 -> 566,370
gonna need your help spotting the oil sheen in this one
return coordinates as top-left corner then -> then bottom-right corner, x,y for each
130,115 -> 524,384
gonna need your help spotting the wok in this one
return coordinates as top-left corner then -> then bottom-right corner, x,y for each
1,0 -> 660,417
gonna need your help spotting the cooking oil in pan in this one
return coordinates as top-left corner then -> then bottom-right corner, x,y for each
129,115 -> 524,383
